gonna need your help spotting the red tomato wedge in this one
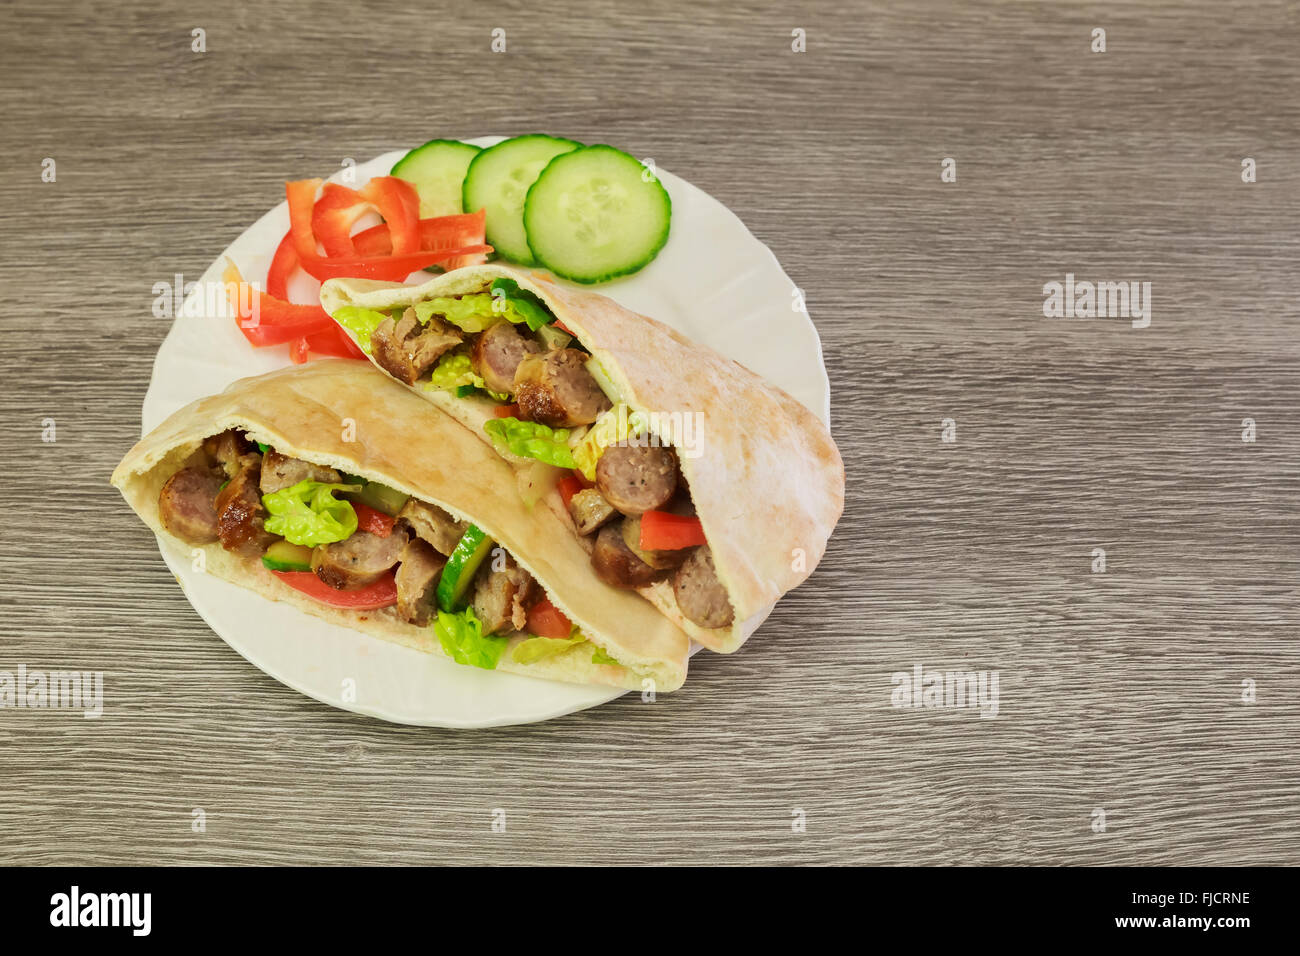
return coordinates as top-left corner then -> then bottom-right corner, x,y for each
526,596 -> 573,639
272,570 -> 398,610
493,403 -> 520,418
557,475 -> 584,509
353,502 -> 396,537
639,511 -> 707,551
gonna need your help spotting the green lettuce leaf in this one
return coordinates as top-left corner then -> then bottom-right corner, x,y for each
489,278 -> 555,332
591,646 -> 621,666
414,294 -> 526,334
483,417 -> 576,468
262,480 -> 361,547
424,350 -> 487,392
511,633 -> 586,665
434,607 -> 508,670
331,306 -> 392,355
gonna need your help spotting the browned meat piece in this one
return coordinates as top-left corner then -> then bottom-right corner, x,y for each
590,521 -> 667,589
158,468 -> 223,544
513,348 -> 611,427
594,443 -> 678,516
397,498 -> 467,555
214,454 -> 276,556
371,308 -> 463,385
312,527 -> 409,590
568,488 -> 617,536
259,450 -> 341,495
620,515 -> 690,571
470,552 -> 538,634
203,429 -> 255,478
673,545 -> 734,629
394,537 -> 447,626
470,321 -> 540,395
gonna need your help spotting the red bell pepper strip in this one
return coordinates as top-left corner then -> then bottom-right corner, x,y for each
526,596 -> 573,639
300,246 -> 493,282
312,183 -> 371,257
359,177 -> 421,254
639,511 -> 708,551
353,502 -> 396,538
222,261 -> 335,346
301,325 -> 365,359
266,231 -> 298,300
272,570 -> 398,610
557,475 -> 585,510
351,209 -> 488,258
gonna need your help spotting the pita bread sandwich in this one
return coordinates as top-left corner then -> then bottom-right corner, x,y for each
111,360 -> 690,691
319,265 -> 844,652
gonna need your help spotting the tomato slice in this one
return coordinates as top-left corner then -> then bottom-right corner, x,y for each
557,475 -> 584,510
639,511 -> 707,551
353,502 -> 396,537
493,403 -> 520,418
526,596 -> 573,639
273,570 -> 398,610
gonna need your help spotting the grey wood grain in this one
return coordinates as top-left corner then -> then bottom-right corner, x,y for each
1,0 -> 1296,866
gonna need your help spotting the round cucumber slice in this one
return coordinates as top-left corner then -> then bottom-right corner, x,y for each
462,135 -> 582,265
523,145 -> 671,284
435,525 -> 495,612
391,139 -> 483,218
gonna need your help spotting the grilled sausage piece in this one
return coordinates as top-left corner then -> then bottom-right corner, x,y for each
673,545 -> 734,629
471,321 -> 540,396
394,537 -> 447,626
620,515 -> 690,571
259,450 -> 341,495
312,528 -> 409,590
513,349 -> 611,427
568,488 -> 617,536
158,468 -> 223,544
594,443 -> 678,516
203,429 -> 255,478
214,454 -> 276,556
372,309 -> 463,385
471,552 -> 538,634
397,498 -> 467,556
590,521 -> 667,589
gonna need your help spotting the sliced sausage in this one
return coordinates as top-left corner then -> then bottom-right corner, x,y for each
471,321 -> 540,396
214,454 -> 276,556
371,309 -> 463,385
397,498 -> 467,556
513,348 -> 611,427
312,527 -> 409,590
158,468 -> 222,544
259,450 -> 341,495
620,515 -> 690,571
394,537 -> 447,626
590,521 -> 667,589
594,443 -> 678,516
471,551 -> 538,635
568,488 -> 617,536
203,429 -> 255,479
673,545 -> 734,629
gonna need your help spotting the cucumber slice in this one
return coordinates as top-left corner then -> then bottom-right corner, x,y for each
462,135 -> 582,265
262,540 -> 314,573
391,139 -> 483,218
350,480 -> 409,517
436,525 -> 495,612
524,145 -> 671,283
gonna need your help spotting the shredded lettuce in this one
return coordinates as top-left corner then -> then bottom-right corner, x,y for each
484,417 -> 577,468
425,350 -> 487,392
434,607 -> 508,670
490,278 -> 555,332
511,633 -> 586,665
262,480 -> 361,547
591,646 -> 621,666
572,404 -> 651,481
413,294 -> 520,334
331,306 -> 391,354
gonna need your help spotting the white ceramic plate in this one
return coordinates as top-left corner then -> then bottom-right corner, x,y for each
140,136 -> 830,727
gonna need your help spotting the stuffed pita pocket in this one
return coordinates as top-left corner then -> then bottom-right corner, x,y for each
319,264 -> 844,653
111,360 -> 689,691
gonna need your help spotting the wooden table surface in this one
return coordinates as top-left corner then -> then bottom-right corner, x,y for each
2,0 -> 1296,866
